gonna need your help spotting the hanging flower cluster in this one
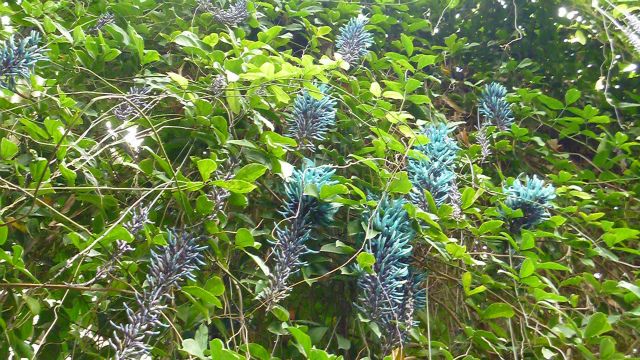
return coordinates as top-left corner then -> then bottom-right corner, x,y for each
199,0 -> 249,27
210,74 -> 228,97
0,31 -> 47,90
479,82 -> 514,131
408,123 -> 459,208
476,123 -> 492,162
357,197 -> 425,353
79,240 -> 132,287
263,161 -> 339,308
335,14 -> 374,65
621,11 -> 640,53
123,204 -> 152,237
113,86 -> 152,121
91,12 -> 115,33
503,175 -> 556,230
110,230 -> 205,359
209,160 -> 238,216
287,84 -> 337,149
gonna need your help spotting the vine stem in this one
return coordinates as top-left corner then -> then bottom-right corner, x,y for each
0,282 -> 132,293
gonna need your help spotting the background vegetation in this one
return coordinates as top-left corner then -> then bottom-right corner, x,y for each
0,0 -> 639,359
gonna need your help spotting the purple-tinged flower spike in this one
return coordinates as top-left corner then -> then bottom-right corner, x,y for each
110,230 -> 205,359
621,9 -> 640,53
0,31 -> 47,91
263,161 -> 338,309
79,240 -> 132,287
91,12 -> 115,33
123,205 -> 152,237
450,179 -> 462,220
113,86 -> 152,121
207,158 -> 239,217
335,14 -> 374,65
476,124 -> 492,162
210,74 -> 228,97
199,0 -> 249,27
622,26 -> 640,54
357,197 -> 424,354
622,9 -> 640,34
286,84 -> 337,150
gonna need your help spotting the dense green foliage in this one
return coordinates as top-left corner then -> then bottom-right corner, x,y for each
0,0 -> 639,359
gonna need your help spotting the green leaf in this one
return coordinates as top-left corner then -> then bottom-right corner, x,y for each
0,138 -> 19,159
209,338 -> 242,359
234,163 -> 267,182
600,337 -> 616,359
417,54 -> 437,68
0,222 -> 7,245
319,184 -> 349,199
211,179 -> 257,193
258,26 -> 284,43
126,25 -> 144,61
195,194 -> 214,215
269,85 -> 290,103
584,312 -> 612,338
481,303 -> 515,320
406,94 -> 431,104
536,262 -> 570,271
182,286 -> 222,308
519,258 -> 536,278
288,327 -> 312,357
104,48 -> 122,62
197,159 -> 217,181
29,158 -> 50,182
400,33 -> 414,56
370,82 -> 382,97
369,81 -> 382,97
462,271 -> 486,296
244,250 -> 270,276
168,72 -> 189,89
478,220 -> 504,234
382,91 -> 404,100
173,31 -> 208,50
388,171 -> 412,194
565,88 -> 581,105
538,94 -> 565,110
445,243 -> 466,258
520,231 -> 535,250
205,276 -> 225,296
356,252 -> 375,271
270,305 -> 290,321
181,339 -> 206,360
461,187 -> 483,209
617,281 -> 640,299
226,82 -> 242,114
533,288 -> 568,303
602,227 -> 639,247
142,50 -> 160,64
235,228 -> 255,248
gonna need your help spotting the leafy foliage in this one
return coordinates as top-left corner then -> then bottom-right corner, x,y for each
264,162 -> 338,307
